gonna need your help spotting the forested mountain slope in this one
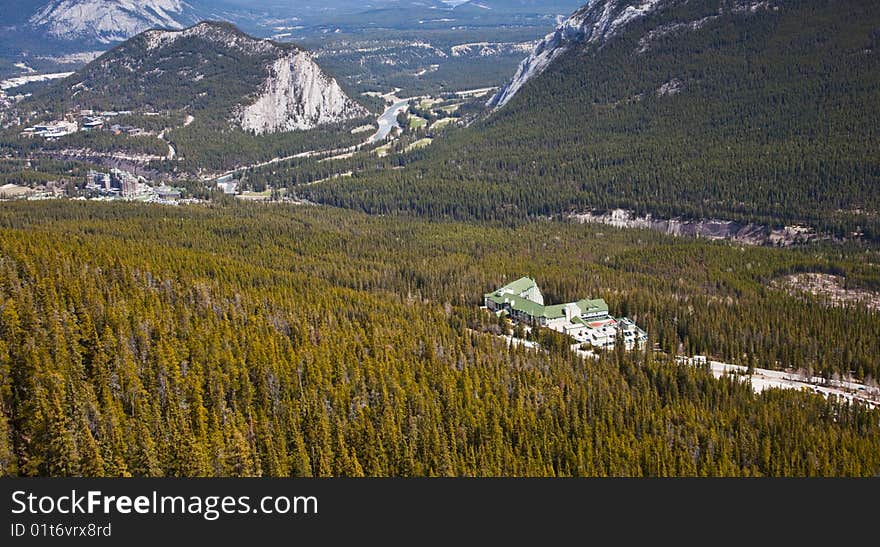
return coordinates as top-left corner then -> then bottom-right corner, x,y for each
0,201 -> 878,476
305,0 -> 880,238
26,21 -> 367,132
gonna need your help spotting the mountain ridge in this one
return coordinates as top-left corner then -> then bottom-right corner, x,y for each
489,0 -> 774,108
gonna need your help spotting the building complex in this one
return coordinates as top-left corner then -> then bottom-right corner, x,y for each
484,277 -> 648,350
22,120 -> 78,138
87,168 -> 143,197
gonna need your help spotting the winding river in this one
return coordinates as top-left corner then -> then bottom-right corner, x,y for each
367,98 -> 410,145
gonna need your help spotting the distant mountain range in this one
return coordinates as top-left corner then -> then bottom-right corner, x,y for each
0,0 -> 585,58
28,0 -> 202,45
0,0 -> 256,55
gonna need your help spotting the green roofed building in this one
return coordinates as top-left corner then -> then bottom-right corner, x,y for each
484,278 -> 647,350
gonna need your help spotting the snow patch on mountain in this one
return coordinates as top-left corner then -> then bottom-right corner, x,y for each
451,41 -> 538,57
636,15 -> 717,54
240,52 -> 368,135
732,0 -> 773,14
656,78 -> 682,96
35,51 -> 105,65
29,0 -> 197,44
636,1 -> 774,54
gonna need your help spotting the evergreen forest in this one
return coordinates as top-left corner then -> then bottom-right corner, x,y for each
0,201 -> 877,477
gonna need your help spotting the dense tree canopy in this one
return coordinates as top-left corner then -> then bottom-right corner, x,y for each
0,201 -> 877,477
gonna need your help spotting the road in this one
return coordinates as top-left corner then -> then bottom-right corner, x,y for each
157,114 -> 194,161
677,356 -> 880,408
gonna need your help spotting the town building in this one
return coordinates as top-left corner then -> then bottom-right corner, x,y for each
85,168 -> 144,198
484,277 -> 648,350
81,116 -> 104,129
216,176 -> 238,194
111,168 -> 140,197
107,124 -> 144,136
156,186 -> 182,200
27,120 -> 78,138
0,183 -> 34,199
86,170 -> 112,191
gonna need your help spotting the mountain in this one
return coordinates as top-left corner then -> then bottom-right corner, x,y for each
238,47 -> 368,135
488,0 -> 670,108
28,21 -> 368,134
27,0 -> 203,45
305,0 -> 880,239
0,0 -> 263,57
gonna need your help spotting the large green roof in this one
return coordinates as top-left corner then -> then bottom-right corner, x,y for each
485,277 -> 538,303
542,304 -> 568,319
485,292 -> 505,304
576,299 -> 608,313
487,296 -> 568,320
486,280 -> 610,322
499,276 -> 537,295
506,294 -> 545,316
